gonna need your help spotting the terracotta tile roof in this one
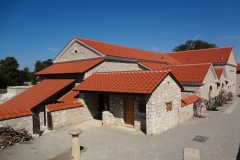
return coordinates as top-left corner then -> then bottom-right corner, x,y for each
35,59 -> 103,75
214,68 -> 224,80
162,63 -> 212,83
166,47 -> 233,64
46,101 -> 83,112
58,90 -> 79,102
237,63 -> 240,71
181,95 -> 200,107
46,90 -> 83,112
0,79 -> 75,120
73,70 -> 181,94
139,61 -> 167,70
75,36 -> 180,64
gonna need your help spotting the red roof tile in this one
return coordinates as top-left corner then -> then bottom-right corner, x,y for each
46,102 -> 83,112
166,47 -> 233,64
214,68 -> 224,80
73,70 -> 182,94
46,90 -> 83,112
162,63 -> 212,83
58,90 -> 79,102
0,79 -> 75,120
181,95 -> 200,107
237,63 -> 240,71
139,61 -> 167,70
35,59 -> 103,75
75,37 -> 181,65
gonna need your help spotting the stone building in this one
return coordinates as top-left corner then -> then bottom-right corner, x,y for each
73,70 -> 183,136
0,36 -> 237,136
236,63 -> 240,95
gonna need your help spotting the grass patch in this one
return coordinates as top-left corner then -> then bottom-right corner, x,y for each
0,88 -> 7,94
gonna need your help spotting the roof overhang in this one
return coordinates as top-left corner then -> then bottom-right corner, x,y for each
181,82 -> 205,86
212,62 -> 237,67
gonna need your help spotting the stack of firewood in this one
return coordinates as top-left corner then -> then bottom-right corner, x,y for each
0,125 -> 34,149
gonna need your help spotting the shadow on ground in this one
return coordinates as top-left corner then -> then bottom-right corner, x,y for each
48,146 -> 87,160
237,144 -> 240,160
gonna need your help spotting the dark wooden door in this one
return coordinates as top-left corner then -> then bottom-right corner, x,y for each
32,114 -> 40,134
124,100 -> 134,125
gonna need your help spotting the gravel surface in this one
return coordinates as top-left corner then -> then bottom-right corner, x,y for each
0,97 -> 239,160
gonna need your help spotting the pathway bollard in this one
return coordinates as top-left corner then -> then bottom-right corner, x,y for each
68,129 -> 82,160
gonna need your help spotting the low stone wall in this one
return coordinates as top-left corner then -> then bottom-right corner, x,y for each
50,107 -> 90,129
179,104 -> 193,123
0,116 -> 33,132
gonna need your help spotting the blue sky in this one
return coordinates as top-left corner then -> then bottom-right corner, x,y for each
1,0 -> 240,71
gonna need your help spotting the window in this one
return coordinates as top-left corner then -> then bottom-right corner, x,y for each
166,101 -> 172,111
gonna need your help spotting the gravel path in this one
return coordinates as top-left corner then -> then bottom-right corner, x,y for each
0,97 -> 240,160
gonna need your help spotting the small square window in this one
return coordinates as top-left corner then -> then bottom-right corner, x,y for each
166,102 -> 172,111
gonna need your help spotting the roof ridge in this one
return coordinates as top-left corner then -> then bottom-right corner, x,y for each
164,46 -> 233,54
75,36 -> 162,54
163,63 -> 211,67
93,70 -> 170,75
54,58 -> 104,64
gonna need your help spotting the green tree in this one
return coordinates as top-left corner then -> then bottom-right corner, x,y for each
19,67 -> 31,85
34,59 -> 53,72
0,57 -> 20,87
173,40 -> 217,52
31,59 -> 53,84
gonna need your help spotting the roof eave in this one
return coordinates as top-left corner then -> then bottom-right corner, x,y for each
181,82 -> 205,86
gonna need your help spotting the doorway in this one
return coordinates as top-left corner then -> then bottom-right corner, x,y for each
98,94 -> 109,119
124,100 -> 134,125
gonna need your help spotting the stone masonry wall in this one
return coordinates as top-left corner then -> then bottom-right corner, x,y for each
56,42 -> 100,62
214,65 -> 237,95
179,104 -> 193,123
84,60 -> 142,78
182,86 -> 201,97
146,75 -> 181,136
0,116 -> 33,132
109,94 -> 146,130
80,93 -> 99,119
50,107 -> 86,129
200,67 -> 219,100
237,73 -> 240,95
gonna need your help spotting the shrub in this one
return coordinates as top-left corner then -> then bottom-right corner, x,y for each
226,92 -> 233,101
193,98 -> 206,117
205,99 -> 218,111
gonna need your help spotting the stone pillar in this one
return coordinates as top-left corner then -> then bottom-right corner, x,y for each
68,129 -> 82,160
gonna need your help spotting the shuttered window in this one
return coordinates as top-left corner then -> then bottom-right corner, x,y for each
166,102 -> 172,111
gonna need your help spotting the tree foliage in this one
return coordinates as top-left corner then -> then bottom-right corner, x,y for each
34,59 -> 53,73
31,59 -> 53,85
173,40 -> 217,52
0,57 -> 20,87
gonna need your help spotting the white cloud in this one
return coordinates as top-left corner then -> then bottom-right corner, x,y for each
152,46 -> 158,52
193,34 -> 202,40
219,35 -> 240,41
47,47 -> 58,52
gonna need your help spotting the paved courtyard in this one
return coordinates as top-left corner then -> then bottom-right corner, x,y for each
0,97 -> 240,160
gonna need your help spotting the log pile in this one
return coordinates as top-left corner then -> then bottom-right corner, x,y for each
0,125 -> 34,149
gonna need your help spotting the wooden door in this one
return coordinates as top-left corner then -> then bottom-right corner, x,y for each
124,100 -> 134,125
